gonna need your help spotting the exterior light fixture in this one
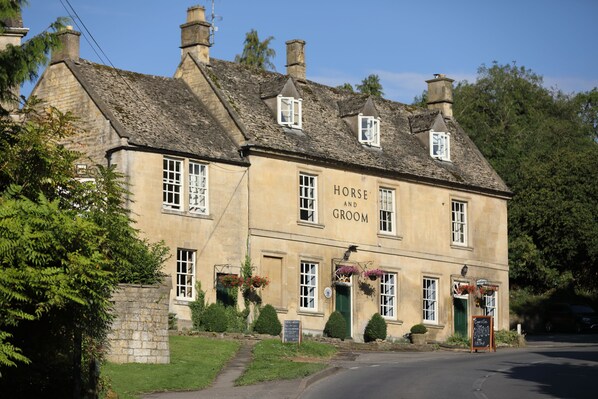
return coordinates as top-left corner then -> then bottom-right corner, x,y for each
342,245 -> 358,261
461,264 -> 468,277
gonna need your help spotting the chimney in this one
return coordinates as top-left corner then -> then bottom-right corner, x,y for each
51,26 -> 81,63
180,5 -> 211,64
1,10 -> 29,114
426,74 -> 454,118
286,39 -> 306,81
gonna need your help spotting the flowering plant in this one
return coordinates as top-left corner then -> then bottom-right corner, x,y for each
219,274 -> 244,288
219,275 -> 270,289
248,275 -> 270,288
363,269 -> 384,280
458,284 -> 476,295
336,265 -> 360,276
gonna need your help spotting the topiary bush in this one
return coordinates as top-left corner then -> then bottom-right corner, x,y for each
364,313 -> 387,342
410,323 -> 428,334
200,303 -> 228,332
253,304 -> 282,336
324,311 -> 347,340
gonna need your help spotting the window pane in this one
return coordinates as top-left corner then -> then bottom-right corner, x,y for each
300,262 -> 317,309
380,273 -> 396,318
423,278 -> 437,322
177,249 -> 195,299
189,162 -> 208,214
451,200 -> 467,245
379,188 -> 395,233
163,158 -> 182,210
299,173 -> 317,222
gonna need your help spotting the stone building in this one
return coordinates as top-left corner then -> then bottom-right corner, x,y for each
30,6 -> 510,342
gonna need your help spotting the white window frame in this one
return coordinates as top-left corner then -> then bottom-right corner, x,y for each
299,173 -> 318,223
423,277 -> 438,324
277,95 -> 302,129
451,200 -> 468,246
430,131 -> 450,161
300,261 -> 318,310
484,290 -> 498,330
358,114 -> 380,147
380,272 -> 396,319
163,157 -> 182,210
176,249 -> 195,300
189,161 -> 208,215
379,187 -> 396,234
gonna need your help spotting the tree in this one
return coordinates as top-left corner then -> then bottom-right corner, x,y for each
356,74 -> 384,97
234,29 -> 276,71
453,62 -> 598,292
0,2 -> 167,395
336,83 -> 354,92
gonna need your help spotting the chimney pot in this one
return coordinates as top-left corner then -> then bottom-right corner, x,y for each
180,5 -> 211,64
426,74 -> 454,118
286,39 -> 306,81
51,27 -> 81,63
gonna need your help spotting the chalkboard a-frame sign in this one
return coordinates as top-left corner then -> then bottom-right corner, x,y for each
282,320 -> 302,344
470,316 -> 496,352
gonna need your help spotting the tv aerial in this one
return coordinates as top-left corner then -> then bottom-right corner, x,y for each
208,0 -> 223,45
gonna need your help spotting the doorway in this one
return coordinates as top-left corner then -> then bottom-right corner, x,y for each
453,297 -> 468,336
335,285 -> 352,338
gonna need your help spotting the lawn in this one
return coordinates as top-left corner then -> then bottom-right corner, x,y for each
236,339 -> 337,386
102,335 -> 240,399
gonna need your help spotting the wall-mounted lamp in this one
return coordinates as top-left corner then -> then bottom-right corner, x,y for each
342,245 -> 358,261
461,264 -> 468,277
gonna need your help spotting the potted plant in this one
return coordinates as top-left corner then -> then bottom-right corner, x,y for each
336,265 -> 360,277
410,323 -> 428,345
363,268 -> 384,281
248,275 -> 269,289
219,274 -> 242,288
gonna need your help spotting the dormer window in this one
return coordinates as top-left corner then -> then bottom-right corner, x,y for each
277,95 -> 302,129
358,114 -> 380,147
430,131 -> 450,161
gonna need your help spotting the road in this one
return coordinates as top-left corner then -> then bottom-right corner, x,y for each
300,334 -> 598,399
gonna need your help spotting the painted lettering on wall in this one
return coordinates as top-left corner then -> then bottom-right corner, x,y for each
332,185 -> 369,223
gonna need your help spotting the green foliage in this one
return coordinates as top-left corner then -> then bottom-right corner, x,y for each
336,83 -> 354,92
190,282 -> 206,330
253,304 -> 282,336
364,313 -> 387,342
494,330 -> 522,347
323,311 -> 347,340
356,74 -> 384,97
236,339 -> 336,386
224,306 -> 247,333
200,303 -> 228,333
234,29 -> 276,71
168,313 -> 178,330
445,333 -> 470,347
0,1 -> 67,113
410,323 -> 428,334
453,62 -> 598,292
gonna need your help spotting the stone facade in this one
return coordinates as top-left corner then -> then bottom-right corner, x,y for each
106,281 -> 171,364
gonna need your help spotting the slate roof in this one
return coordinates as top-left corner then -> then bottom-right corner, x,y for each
65,59 -> 243,164
201,58 -> 510,195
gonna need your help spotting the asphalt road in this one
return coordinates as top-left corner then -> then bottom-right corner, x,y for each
300,334 -> 598,399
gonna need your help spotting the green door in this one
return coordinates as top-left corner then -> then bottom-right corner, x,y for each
454,297 -> 468,336
335,285 -> 351,338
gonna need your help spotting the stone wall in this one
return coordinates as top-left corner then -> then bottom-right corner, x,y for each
107,281 -> 171,364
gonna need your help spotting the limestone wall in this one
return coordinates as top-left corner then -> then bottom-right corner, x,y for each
107,281 -> 171,364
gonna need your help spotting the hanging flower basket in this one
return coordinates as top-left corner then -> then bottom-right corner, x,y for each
219,274 -> 243,288
363,269 -> 384,281
458,284 -> 476,295
336,265 -> 360,277
248,275 -> 270,289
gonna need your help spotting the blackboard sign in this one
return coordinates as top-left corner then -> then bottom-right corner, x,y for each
282,320 -> 301,344
471,316 -> 495,352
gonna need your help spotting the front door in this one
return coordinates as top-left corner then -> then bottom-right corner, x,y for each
454,297 -> 468,336
335,285 -> 351,338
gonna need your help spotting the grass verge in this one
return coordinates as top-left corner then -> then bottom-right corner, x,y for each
102,335 -> 240,399
236,339 -> 337,386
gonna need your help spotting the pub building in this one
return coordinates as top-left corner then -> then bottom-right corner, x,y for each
29,5 -> 510,342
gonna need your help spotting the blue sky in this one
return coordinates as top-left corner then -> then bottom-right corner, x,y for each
21,0 -> 598,104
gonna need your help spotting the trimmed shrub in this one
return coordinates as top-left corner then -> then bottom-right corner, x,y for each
410,323 -> 428,334
225,306 -> 248,333
189,282 -> 207,330
324,311 -> 347,340
254,304 -> 282,336
200,303 -> 228,333
364,313 -> 387,342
